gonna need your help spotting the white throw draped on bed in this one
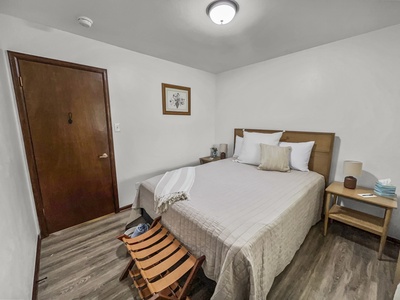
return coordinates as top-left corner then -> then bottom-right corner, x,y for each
154,167 -> 195,213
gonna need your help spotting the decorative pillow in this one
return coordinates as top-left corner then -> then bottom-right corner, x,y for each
258,144 -> 291,172
238,131 -> 283,165
279,141 -> 315,171
233,136 -> 243,158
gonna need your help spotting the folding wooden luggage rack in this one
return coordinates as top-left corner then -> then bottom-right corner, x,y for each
118,217 -> 205,300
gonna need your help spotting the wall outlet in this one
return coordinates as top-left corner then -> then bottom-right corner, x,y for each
115,123 -> 121,132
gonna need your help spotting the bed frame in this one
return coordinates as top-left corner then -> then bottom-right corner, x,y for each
234,129 -> 335,186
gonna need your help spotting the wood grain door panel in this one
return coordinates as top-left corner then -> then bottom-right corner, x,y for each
9,52 -> 118,235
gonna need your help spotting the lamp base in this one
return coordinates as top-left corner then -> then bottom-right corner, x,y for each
344,176 -> 357,189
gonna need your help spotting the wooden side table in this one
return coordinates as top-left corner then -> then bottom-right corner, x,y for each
199,156 -> 221,165
324,181 -> 397,259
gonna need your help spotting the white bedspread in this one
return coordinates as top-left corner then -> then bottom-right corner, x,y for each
133,159 -> 325,299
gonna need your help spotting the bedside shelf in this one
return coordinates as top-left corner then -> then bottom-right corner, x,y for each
328,204 -> 384,236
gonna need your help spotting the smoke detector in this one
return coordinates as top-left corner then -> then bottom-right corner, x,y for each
77,16 -> 93,28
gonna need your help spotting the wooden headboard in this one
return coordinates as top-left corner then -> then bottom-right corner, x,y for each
234,129 -> 335,186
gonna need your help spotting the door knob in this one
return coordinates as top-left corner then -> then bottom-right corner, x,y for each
99,153 -> 108,159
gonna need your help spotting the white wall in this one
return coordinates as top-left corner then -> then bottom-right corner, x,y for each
215,24 -> 400,239
0,13 -> 216,298
0,39 -> 39,300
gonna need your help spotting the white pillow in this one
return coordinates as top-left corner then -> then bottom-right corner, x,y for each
279,141 -> 315,171
233,136 -> 243,157
238,131 -> 283,165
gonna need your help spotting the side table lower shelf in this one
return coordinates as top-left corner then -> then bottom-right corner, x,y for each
328,204 -> 384,236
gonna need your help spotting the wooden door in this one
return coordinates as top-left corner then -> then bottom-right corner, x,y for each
8,52 -> 119,236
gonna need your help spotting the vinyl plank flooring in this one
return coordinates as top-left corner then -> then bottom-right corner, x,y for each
38,211 -> 137,300
268,221 -> 399,300
38,211 -> 398,300
38,210 -> 215,300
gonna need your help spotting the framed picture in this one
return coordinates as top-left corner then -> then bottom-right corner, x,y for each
162,83 -> 191,115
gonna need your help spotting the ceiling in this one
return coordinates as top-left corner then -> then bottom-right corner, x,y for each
1,0 -> 400,73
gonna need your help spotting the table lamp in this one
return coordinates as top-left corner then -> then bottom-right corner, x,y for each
219,144 -> 228,159
343,160 -> 363,189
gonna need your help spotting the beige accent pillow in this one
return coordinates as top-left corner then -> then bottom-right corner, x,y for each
258,144 -> 291,172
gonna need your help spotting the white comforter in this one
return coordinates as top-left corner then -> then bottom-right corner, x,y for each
133,159 -> 325,299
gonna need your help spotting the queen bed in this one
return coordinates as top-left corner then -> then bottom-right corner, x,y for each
131,129 -> 335,299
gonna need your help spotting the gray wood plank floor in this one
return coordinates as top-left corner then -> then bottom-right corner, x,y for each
38,210 -> 214,300
38,210 -> 399,300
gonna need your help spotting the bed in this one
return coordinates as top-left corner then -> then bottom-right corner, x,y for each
131,129 -> 335,300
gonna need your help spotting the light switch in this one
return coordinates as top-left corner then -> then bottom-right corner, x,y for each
115,123 -> 121,132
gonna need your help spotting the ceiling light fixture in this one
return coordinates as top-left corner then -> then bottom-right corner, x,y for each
206,0 -> 239,25
77,16 -> 93,28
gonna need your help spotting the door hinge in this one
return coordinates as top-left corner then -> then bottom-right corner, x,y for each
42,208 -> 46,217
19,76 -> 23,87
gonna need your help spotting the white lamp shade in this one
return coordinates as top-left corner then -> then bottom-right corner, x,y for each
207,1 -> 238,25
343,160 -> 363,177
219,143 -> 228,153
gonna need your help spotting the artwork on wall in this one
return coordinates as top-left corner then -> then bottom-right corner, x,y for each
162,83 -> 191,115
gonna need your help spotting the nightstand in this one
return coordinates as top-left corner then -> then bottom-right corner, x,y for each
323,181 -> 397,259
199,156 -> 221,165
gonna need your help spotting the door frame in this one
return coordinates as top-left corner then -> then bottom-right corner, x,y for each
8,51 -> 120,237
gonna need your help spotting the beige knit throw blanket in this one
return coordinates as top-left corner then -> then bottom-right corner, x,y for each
154,167 -> 196,214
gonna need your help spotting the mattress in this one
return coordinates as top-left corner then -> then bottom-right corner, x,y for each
132,159 -> 325,299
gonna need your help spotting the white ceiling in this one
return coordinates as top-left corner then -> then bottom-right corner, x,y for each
1,0 -> 400,73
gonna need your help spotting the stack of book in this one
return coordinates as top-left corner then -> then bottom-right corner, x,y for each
374,181 -> 397,198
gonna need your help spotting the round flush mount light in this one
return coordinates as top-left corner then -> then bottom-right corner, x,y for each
77,16 -> 93,28
206,0 -> 239,25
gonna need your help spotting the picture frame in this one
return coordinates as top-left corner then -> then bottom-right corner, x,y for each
162,83 -> 191,115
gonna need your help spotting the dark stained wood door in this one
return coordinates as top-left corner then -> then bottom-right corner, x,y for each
8,52 -> 119,236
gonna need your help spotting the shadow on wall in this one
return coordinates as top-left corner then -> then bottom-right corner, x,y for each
359,170 -> 380,189
329,136 -> 341,184
329,136 -> 389,189
328,136 -> 395,219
